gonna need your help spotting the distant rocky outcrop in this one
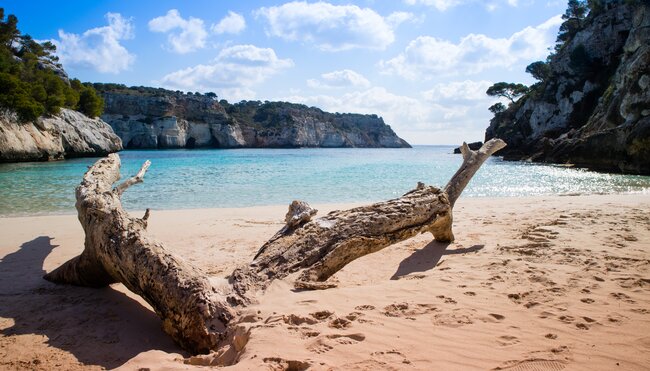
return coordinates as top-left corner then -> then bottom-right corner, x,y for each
486,3 -> 649,174
0,108 -> 122,162
96,86 -> 410,149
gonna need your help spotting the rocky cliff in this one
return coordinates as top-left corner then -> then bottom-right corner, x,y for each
0,108 -> 122,162
486,2 -> 649,174
97,87 -> 410,149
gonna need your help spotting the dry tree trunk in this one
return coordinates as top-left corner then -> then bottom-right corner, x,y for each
44,139 -> 505,358
43,155 -> 236,354
230,139 -> 506,294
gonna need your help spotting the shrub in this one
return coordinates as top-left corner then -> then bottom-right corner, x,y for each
77,86 -> 104,118
0,8 -> 104,121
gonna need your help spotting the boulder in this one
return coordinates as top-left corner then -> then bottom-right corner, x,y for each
0,108 -> 122,162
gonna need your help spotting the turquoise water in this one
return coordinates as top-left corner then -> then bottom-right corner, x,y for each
0,146 -> 649,216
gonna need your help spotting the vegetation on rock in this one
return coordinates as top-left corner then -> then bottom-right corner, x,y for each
484,0 -> 649,174
525,61 -> 551,83
488,102 -> 506,115
486,0 -> 642,119
555,0 -> 589,51
486,82 -> 529,104
0,8 -> 103,121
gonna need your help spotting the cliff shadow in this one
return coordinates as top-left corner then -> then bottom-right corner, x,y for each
391,241 -> 484,280
0,236 -> 182,369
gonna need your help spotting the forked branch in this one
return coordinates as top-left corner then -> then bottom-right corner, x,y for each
445,139 -> 506,207
114,159 -> 151,195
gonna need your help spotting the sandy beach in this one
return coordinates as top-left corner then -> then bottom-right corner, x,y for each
1,194 -> 649,370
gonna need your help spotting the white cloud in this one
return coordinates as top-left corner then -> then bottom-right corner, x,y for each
386,11 -> 420,27
404,0 -> 526,11
422,80 -> 493,102
160,44 -> 293,101
285,87 -> 429,131
254,1 -> 398,51
212,11 -> 246,35
281,79 -> 509,144
148,9 -> 207,54
418,81 -> 503,126
307,69 -> 371,89
380,15 -> 562,79
403,0 -> 465,11
53,13 -> 135,74
420,80 -> 508,139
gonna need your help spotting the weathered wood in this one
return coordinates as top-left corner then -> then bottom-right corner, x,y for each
230,183 -> 453,294
445,139 -> 506,207
44,139 -> 506,357
44,155 -> 235,354
230,139 -> 506,293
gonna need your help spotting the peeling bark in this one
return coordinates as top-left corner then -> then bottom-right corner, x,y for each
44,139 -> 506,357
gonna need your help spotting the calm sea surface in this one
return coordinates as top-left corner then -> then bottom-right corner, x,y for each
1,146 -> 649,216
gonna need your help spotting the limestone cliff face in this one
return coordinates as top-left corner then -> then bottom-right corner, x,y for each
99,91 -> 410,149
0,108 -> 122,162
486,3 -> 649,174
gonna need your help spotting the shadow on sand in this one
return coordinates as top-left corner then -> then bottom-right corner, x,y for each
0,236 -> 182,369
391,241 -> 484,280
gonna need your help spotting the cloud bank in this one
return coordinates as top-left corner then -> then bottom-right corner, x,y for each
161,44 -> 293,100
148,9 -> 208,54
380,15 -> 562,78
255,1 -> 411,51
212,11 -> 246,35
307,69 -> 371,89
53,13 -> 135,74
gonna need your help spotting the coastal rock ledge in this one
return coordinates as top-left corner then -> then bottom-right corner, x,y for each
97,87 -> 411,149
486,3 -> 650,175
0,108 -> 122,163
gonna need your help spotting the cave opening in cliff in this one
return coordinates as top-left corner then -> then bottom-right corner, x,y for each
186,137 -> 196,149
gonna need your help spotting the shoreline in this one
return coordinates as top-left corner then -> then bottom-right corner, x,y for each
1,193 -> 649,370
1,190 -> 649,219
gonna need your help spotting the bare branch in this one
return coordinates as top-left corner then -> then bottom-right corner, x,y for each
142,208 -> 150,221
459,142 -> 471,161
114,160 -> 151,195
445,138 -> 507,208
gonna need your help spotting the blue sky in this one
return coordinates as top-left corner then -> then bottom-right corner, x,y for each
4,0 -> 567,144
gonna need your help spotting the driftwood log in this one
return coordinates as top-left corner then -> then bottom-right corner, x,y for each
44,139 -> 506,360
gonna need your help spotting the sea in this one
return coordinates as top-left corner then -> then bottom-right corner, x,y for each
1,146 -> 649,216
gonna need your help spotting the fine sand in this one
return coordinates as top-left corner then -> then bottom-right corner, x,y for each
1,194 -> 649,370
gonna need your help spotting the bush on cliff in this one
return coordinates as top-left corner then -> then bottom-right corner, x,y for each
74,80 -> 104,118
0,8 -> 104,121
485,0 -> 609,120
486,82 -> 529,104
